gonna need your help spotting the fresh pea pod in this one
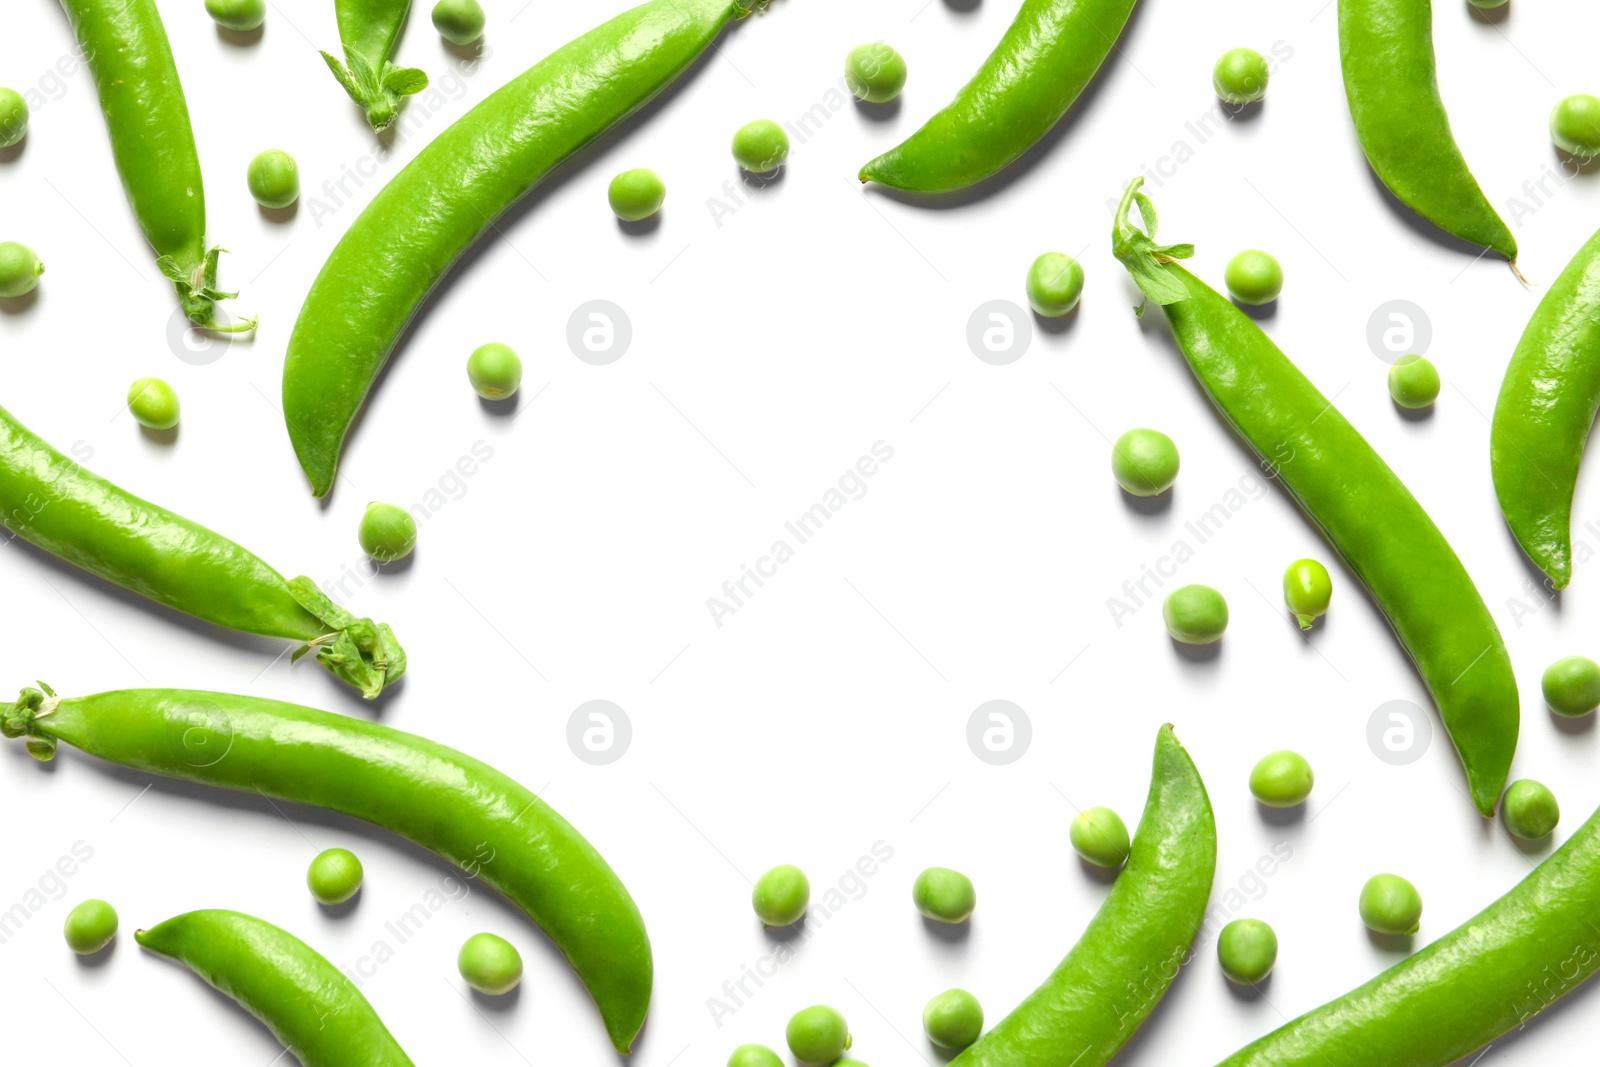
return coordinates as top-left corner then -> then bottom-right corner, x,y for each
137,910 -> 414,1066
1215,794 -> 1600,1065
282,0 -> 768,496
1338,0 -> 1516,265
1491,225 -> 1600,589
0,404 -> 402,698
1112,179 -> 1518,816
3,686 -> 651,1053
949,725 -> 1215,1067
321,0 -> 429,131
859,0 -> 1139,194
57,0 -> 254,330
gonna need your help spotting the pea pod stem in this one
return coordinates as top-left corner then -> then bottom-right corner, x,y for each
1112,179 -> 1519,816
321,0 -> 429,131
3,686 -> 652,1053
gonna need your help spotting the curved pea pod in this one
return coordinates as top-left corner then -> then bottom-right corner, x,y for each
321,0 -> 429,131
949,725 -> 1215,1067
1111,179 -> 1518,816
138,910 -> 414,1066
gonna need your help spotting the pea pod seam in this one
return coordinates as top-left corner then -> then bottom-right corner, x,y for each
321,0 -> 429,131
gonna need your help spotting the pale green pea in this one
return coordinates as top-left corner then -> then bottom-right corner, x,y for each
1070,806 -> 1129,868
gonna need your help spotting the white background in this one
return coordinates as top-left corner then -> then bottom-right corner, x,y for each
2,0 -> 1599,1063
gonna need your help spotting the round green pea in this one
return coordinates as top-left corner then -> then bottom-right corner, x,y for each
1551,94 -> 1600,158
247,149 -> 299,210
1502,779 -> 1559,840
923,988 -> 983,1050
835,1061 -> 870,1067
0,242 -> 43,298
1249,751 -> 1314,808
467,342 -> 523,399
727,1045 -> 785,1067
1111,427 -> 1179,496
1070,806 -> 1130,869
206,0 -> 265,31
1224,249 -> 1283,305
1467,0 -> 1507,6
64,899 -> 118,955
1282,558 -> 1332,630
845,43 -> 907,104
307,847 -> 364,905
1359,873 -> 1422,936
358,502 -> 417,562
128,378 -> 180,430
1217,918 -> 1278,984
0,88 -> 29,148
732,119 -> 790,174
1542,655 -> 1600,717
1163,584 -> 1228,644
608,168 -> 666,222
432,0 -> 486,44
912,867 -> 976,924
1387,354 -> 1440,409
752,864 -> 809,927
786,1005 -> 851,1066
458,932 -> 521,994
1213,48 -> 1269,105
1025,252 -> 1085,317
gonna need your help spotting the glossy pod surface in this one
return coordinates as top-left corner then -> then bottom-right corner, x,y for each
1337,0 -> 1515,259
1491,225 -> 1600,588
137,910 -> 414,1066
283,0 -> 752,495
1215,796 -> 1600,1065
859,0 -> 1139,193
949,726 -> 1215,1067
6,688 -> 651,1053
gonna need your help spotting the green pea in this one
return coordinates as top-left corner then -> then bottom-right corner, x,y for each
922,988 -> 983,1050
835,1060 -> 869,1066
732,119 -> 790,174
457,932 -> 522,994
1542,655 -> 1600,717
1070,806 -> 1130,869
727,1045 -> 785,1067
1213,48 -> 1269,105
0,241 -> 43,298
1110,427 -> 1179,496
1163,584 -> 1228,644
1359,873 -> 1422,936
0,88 -> 29,148
1249,751 -> 1314,808
1387,354 -> 1440,409
307,847 -> 364,905
752,864 -> 809,927
128,378 -> 180,431
786,1005 -> 851,1066
247,149 -> 300,210
846,43 -> 907,104
1282,558 -> 1332,630
912,867 -> 976,923
358,502 -> 418,562
1224,249 -> 1283,305
1502,779 -> 1559,840
1467,0 -> 1507,6
467,342 -> 523,399
432,0 -> 486,45
1217,918 -> 1278,984
608,168 -> 667,222
1551,94 -> 1600,158
1025,252 -> 1085,317
63,899 -> 118,955
205,0 -> 265,32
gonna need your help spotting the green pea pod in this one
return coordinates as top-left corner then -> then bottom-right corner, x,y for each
0,403 -> 403,698
1216,795 -> 1600,1064
950,725 -> 1215,1067
1491,226 -> 1600,589
859,0 -> 1139,194
321,0 -> 429,131
3,686 -> 651,1054
1112,179 -> 1518,817
283,0 -> 767,496
1338,0 -> 1517,264
138,909 -> 414,1066
57,0 -> 255,330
